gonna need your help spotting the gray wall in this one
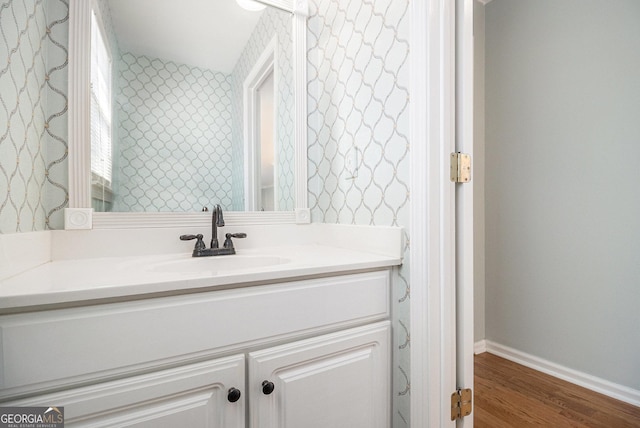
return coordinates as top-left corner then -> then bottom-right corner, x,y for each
473,1 -> 486,342
485,0 -> 640,390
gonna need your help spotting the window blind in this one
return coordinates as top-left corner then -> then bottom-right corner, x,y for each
90,10 -> 112,188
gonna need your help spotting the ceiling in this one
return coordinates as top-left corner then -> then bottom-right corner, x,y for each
107,0 -> 265,74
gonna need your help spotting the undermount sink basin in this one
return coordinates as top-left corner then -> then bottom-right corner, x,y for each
146,255 -> 290,274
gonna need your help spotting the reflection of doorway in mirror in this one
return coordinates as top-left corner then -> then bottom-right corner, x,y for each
258,72 -> 276,211
244,36 -> 278,212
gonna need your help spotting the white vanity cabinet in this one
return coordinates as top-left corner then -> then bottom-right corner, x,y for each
0,271 -> 391,427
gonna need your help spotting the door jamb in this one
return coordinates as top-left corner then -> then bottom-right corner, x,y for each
409,0 -> 457,426
455,1 -> 475,424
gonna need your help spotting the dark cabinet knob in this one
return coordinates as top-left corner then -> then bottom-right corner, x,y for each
262,380 -> 275,395
227,387 -> 241,403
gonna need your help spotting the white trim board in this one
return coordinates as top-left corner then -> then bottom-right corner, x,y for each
479,341 -> 640,408
409,0 -> 457,426
474,340 -> 486,355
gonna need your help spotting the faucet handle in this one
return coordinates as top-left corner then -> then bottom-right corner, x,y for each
223,233 -> 247,249
180,234 -> 206,251
180,234 -> 203,240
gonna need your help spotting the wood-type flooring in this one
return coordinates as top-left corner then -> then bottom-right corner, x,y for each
474,353 -> 640,427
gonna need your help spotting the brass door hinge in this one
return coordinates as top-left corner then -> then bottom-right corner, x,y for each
450,153 -> 471,183
451,388 -> 473,421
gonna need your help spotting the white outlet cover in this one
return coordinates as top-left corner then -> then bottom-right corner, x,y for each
295,208 -> 311,224
65,208 -> 93,230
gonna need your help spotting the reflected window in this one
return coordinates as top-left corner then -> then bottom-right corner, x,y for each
90,6 -> 113,211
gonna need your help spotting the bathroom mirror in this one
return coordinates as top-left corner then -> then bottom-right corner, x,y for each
68,0 -> 309,227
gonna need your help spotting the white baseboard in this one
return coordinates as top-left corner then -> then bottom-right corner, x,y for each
483,340 -> 640,408
474,340 -> 487,355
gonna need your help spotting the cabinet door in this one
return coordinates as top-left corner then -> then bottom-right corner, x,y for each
249,321 -> 390,428
7,355 -> 245,428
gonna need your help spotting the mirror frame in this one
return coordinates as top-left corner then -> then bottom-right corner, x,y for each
67,0 -> 309,228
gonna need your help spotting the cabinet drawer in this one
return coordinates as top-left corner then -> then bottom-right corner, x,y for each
0,271 -> 389,399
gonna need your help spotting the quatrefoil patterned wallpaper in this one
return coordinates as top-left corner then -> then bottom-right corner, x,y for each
0,0 -> 411,425
307,0 -> 410,425
115,54 -> 235,212
0,0 -> 68,233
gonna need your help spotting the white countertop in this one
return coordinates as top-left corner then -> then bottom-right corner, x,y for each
0,244 -> 401,312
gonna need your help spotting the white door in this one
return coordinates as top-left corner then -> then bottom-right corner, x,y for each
248,322 -> 390,428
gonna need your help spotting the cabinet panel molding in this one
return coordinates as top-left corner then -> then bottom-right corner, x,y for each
248,321 -> 391,428
4,355 -> 245,428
